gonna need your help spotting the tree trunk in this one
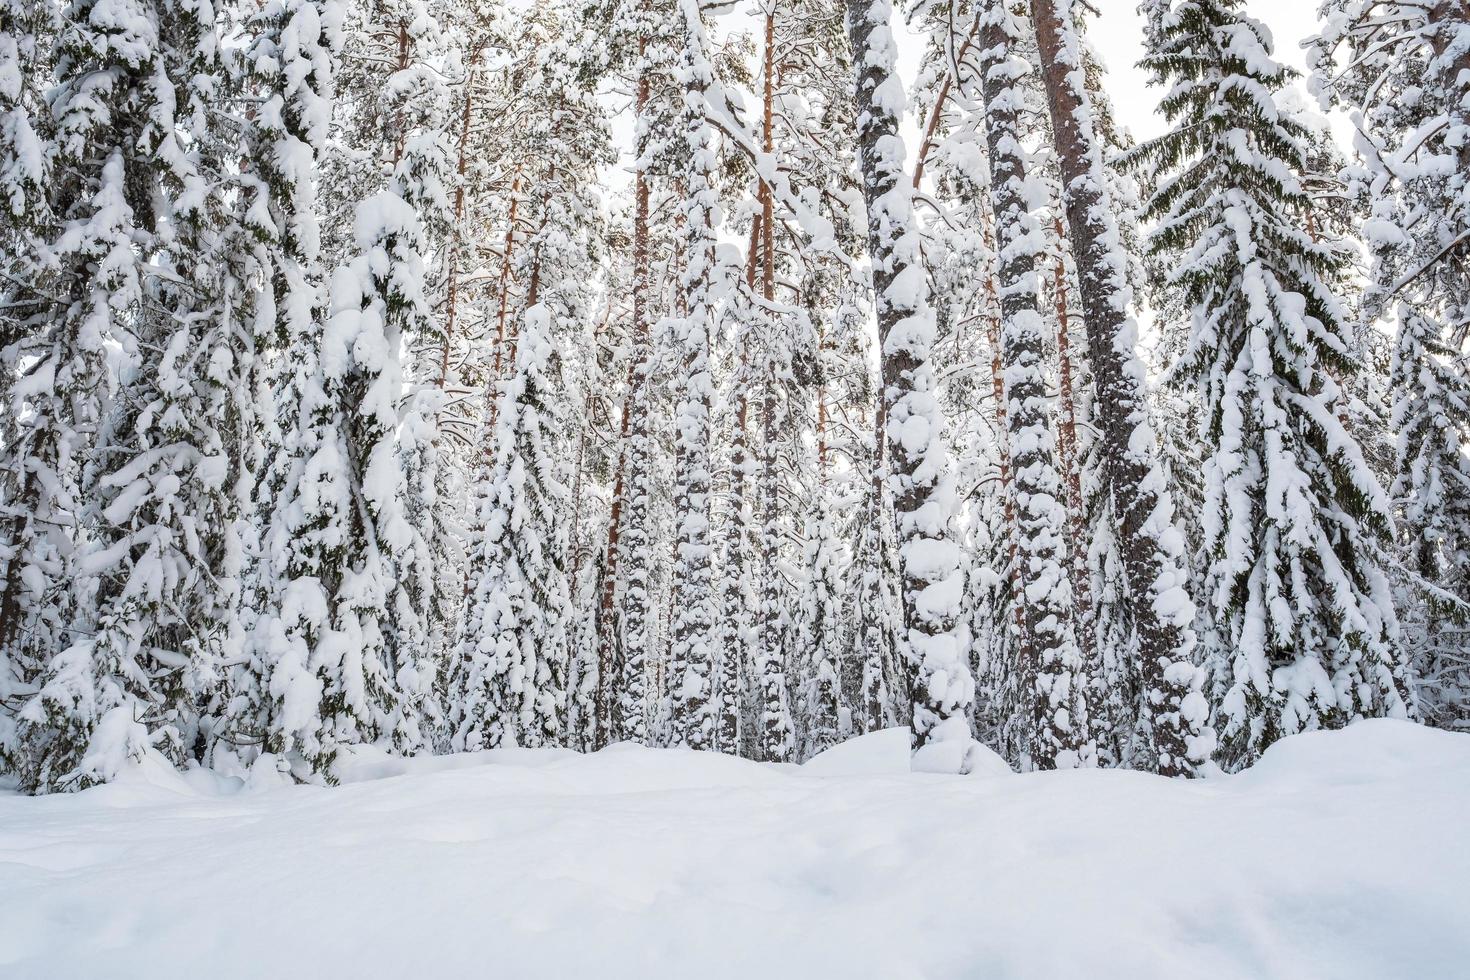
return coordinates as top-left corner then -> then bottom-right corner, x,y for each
977,0 -> 1088,768
845,0 -> 972,753
440,58 -> 479,388
1050,218 -> 1097,668
616,10 -> 655,745
486,170 -> 522,437
755,8 -> 792,763
670,4 -> 718,750
716,219 -> 763,755
1030,0 -> 1209,776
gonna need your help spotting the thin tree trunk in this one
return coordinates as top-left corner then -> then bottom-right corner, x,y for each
594,401 -> 629,750
617,8 -> 655,744
486,170 -> 522,437
716,217 -> 763,754
912,11 -> 982,191
440,59 -> 479,388
986,316 -> 1026,642
1050,217 -> 1096,665
670,6 -> 718,750
756,7 -> 791,763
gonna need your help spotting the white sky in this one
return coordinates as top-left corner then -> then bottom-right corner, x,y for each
1080,0 -> 1336,143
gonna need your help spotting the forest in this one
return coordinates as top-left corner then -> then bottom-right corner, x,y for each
0,0 -> 1467,795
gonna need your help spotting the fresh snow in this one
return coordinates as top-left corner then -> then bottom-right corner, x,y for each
1,721 -> 1466,979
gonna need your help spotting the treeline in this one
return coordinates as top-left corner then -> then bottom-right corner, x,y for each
0,0 -> 1465,792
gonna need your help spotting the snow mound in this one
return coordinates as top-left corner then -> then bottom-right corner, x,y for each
962,739 -> 1016,778
801,727 -> 912,776
1231,718 -> 1470,787
1,721 -> 1466,979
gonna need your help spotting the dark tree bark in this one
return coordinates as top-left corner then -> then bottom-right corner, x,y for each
1030,0 -> 1210,776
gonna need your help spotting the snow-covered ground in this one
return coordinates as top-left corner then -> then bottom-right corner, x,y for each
1,720 -> 1466,979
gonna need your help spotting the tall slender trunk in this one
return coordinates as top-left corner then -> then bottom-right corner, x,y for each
570,302 -> 611,607
976,0 -> 1087,768
617,9 -> 655,744
1030,0 -> 1210,776
486,170 -> 522,438
440,58 -> 479,388
594,400 -> 629,750
845,0 -> 972,754
859,390 -> 894,733
670,3 -> 718,750
985,316 -> 1026,641
1050,217 -> 1096,667
390,21 -> 410,165
755,7 -> 791,763
717,218 -> 762,754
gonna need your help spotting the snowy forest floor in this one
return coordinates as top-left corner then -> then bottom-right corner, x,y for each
1,721 -> 1467,979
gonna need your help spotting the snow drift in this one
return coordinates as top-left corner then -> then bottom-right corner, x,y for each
1,719 -> 1466,979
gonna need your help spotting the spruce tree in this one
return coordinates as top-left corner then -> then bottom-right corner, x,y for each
9,0 -> 165,791
1389,306 -> 1470,725
65,0 -> 252,780
1136,0 -> 1411,767
453,304 -> 573,750
1311,0 -> 1470,730
235,0 -> 367,778
0,0 -> 57,771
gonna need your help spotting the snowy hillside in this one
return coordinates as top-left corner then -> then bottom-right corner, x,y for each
2,720 -> 1466,980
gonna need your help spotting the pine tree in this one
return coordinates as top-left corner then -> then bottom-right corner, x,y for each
666,0 -> 722,752
1136,0 -> 1410,768
975,0 -> 1090,770
845,0 -> 974,758
1030,0 -> 1212,776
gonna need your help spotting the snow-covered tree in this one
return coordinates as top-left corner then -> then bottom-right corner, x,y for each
235,0 -> 391,779
666,0 -> 722,751
0,0 -> 58,771
1030,0 -> 1212,776
1136,0 -> 1411,768
1311,0 -> 1470,731
800,468 -> 848,755
1389,304 -> 1470,726
975,0 -> 1090,770
845,0 -> 974,761
6,0 -> 169,791
453,304 -> 572,750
